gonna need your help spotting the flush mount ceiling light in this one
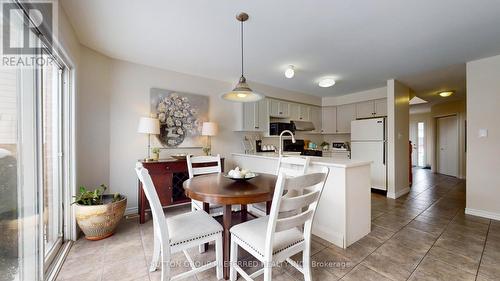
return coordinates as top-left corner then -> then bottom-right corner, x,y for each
318,78 -> 336,88
221,12 -> 264,103
439,91 -> 454,97
285,65 -> 295,79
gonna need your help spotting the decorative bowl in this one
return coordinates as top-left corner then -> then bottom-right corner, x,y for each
171,154 -> 187,160
223,173 -> 259,181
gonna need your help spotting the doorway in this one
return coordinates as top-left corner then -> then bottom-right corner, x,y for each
409,120 -> 426,167
437,115 -> 459,177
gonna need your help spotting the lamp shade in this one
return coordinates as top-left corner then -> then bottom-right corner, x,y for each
202,122 -> 218,136
137,117 -> 160,134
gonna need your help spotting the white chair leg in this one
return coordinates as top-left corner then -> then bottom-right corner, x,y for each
263,263 -> 272,281
229,237 -> 238,281
216,234 -> 224,280
150,236 -> 161,272
303,246 -> 312,281
160,246 -> 170,281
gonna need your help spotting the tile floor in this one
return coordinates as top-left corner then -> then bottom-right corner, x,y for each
57,168 -> 500,281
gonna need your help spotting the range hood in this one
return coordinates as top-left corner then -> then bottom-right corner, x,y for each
292,121 -> 315,131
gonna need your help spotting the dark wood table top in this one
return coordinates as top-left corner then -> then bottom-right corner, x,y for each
183,173 -> 277,205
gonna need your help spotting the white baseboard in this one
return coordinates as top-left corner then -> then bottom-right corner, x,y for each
125,206 -> 138,216
465,208 -> 500,221
312,225 -> 344,248
387,187 -> 410,199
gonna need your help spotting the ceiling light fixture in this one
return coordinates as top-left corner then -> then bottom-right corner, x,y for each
221,12 -> 263,103
318,78 -> 336,88
285,65 -> 295,79
438,91 -> 454,97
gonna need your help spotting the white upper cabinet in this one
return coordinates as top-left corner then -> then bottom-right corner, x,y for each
287,103 -> 310,121
242,99 -> 269,132
355,100 -> 375,119
298,104 -> 310,121
321,106 -> 337,134
355,98 -> 387,119
289,103 -> 300,120
373,98 -> 387,117
269,99 -> 290,118
310,106 -> 322,132
336,103 -> 356,133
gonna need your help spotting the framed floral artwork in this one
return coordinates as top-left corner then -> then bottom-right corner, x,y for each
150,88 -> 209,148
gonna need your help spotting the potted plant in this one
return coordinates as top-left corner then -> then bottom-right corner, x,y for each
73,185 -> 127,240
320,141 -> 330,151
151,147 -> 161,161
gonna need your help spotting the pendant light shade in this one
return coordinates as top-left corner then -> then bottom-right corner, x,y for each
221,12 -> 264,103
221,76 -> 264,102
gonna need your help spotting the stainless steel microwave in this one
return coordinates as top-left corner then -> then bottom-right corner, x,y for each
269,122 -> 295,136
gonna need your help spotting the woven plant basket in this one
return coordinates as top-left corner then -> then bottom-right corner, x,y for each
75,195 -> 127,240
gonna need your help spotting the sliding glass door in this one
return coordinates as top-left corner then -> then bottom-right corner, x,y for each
0,3 -> 70,280
40,50 -> 64,270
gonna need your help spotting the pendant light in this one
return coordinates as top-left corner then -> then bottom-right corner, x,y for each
221,12 -> 264,102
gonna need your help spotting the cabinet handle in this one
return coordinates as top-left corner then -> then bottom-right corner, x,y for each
166,166 -> 170,170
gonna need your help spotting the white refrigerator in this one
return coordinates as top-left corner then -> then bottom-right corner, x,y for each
350,118 -> 387,191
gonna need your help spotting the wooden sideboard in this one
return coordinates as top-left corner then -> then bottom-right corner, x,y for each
138,158 -> 224,223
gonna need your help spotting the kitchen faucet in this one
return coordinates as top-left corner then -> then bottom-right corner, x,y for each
278,130 -> 296,157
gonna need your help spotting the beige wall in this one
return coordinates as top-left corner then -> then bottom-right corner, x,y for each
77,47 -> 111,188
387,79 -> 410,198
466,54 -> 500,220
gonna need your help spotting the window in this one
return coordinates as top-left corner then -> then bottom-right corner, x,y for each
417,122 -> 425,167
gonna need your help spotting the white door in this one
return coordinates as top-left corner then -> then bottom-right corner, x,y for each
437,115 -> 459,177
409,121 -> 418,166
351,141 -> 387,190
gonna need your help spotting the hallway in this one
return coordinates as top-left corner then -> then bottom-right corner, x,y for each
57,169 -> 499,281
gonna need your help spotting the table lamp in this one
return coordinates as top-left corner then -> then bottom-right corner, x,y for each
137,116 -> 160,161
202,122 -> 218,155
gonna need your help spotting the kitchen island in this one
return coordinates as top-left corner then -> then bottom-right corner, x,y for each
231,153 -> 372,248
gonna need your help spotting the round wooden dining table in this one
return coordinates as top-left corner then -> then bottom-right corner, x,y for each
183,173 -> 277,280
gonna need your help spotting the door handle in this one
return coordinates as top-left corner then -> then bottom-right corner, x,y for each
383,143 -> 386,165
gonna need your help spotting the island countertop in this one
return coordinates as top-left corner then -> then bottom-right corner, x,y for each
231,152 -> 372,248
231,152 -> 372,168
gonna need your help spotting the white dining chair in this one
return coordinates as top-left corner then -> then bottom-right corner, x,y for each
186,154 -> 224,216
248,156 -> 311,217
135,162 -> 223,281
229,168 -> 329,281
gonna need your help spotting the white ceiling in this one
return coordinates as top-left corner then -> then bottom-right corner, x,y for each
61,0 -> 500,97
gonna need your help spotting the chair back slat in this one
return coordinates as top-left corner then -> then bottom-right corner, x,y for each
135,163 -> 170,244
186,154 -> 222,178
264,168 -> 329,259
281,172 -> 327,191
275,209 -> 314,232
278,191 -> 320,213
